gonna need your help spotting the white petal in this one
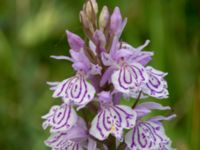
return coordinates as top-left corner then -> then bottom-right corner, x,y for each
112,63 -> 148,94
129,63 -> 149,84
125,121 -> 174,150
64,76 -> 95,107
146,66 -> 168,77
45,132 -> 68,148
52,78 -> 74,98
142,66 -> 169,99
111,66 -> 137,94
113,105 -> 137,128
53,75 -> 96,107
89,110 -> 112,140
42,104 -> 78,132
42,105 -> 59,129
107,105 -> 136,141
90,105 -> 137,141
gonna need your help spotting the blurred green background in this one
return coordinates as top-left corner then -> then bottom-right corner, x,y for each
0,0 -> 200,149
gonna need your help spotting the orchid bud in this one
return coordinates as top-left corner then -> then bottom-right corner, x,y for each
66,31 -> 84,51
84,0 -> 98,20
80,11 -> 90,28
90,0 -> 98,14
93,30 -> 106,50
99,6 -> 110,30
80,11 -> 94,33
110,7 -> 122,34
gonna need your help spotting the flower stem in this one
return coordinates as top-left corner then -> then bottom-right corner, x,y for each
132,91 -> 142,109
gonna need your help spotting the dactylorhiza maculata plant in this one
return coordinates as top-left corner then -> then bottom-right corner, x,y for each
42,0 -> 176,150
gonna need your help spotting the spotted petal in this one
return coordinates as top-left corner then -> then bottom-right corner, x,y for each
45,117 -> 88,150
142,66 -> 169,99
42,104 -> 77,132
52,74 -> 95,107
125,120 -> 174,150
111,63 -> 148,94
89,105 -> 136,141
45,132 -> 84,150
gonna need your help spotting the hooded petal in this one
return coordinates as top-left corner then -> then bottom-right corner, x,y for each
113,48 -> 134,62
42,104 -> 77,132
100,66 -> 115,87
125,120 -> 174,150
129,51 -> 154,66
101,52 -> 113,66
113,92 -> 123,105
120,40 -> 153,66
142,66 -> 169,99
90,64 -> 102,75
70,50 -> 91,72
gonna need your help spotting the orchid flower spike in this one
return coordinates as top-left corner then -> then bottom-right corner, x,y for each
42,0 -> 176,150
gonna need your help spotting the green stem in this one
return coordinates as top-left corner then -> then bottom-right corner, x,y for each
132,91 -> 142,109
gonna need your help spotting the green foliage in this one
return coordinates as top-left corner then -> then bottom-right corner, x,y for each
0,0 -> 199,149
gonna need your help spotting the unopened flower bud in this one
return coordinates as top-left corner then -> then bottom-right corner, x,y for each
84,0 -> 98,20
80,11 -> 90,28
90,0 -> 98,14
99,6 -> 110,30
66,31 -> 84,51
110,7 -> 122,34
93,30 -> 106,50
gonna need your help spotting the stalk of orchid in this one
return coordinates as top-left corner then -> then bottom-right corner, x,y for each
42,0 -> 176,149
